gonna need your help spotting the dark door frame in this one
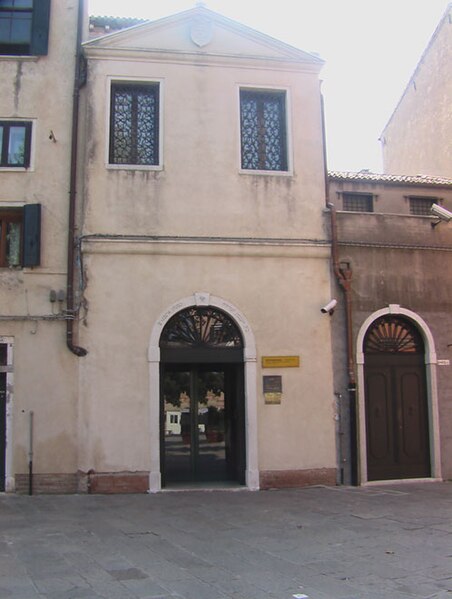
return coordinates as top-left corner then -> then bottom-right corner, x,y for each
160,361 -> 246,487
0,339 -> 12,493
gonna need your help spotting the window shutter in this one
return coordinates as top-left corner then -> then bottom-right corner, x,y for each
22,204 -> 41,267
31,0 -> 51,56
23,122 -> 32,168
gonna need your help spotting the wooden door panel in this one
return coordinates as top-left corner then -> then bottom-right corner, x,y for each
365,359 -> 430,481
400,371 -> 424,458
398,369 -> 430,476
366,371 -> 392,462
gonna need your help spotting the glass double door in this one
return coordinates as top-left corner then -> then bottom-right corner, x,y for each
161,364 -> 245,486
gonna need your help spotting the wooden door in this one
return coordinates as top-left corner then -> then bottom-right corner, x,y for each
365,355 -> 430,480
364,316 -> 430,481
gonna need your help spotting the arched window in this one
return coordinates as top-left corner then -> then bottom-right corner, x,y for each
364,315 -> 424,354
160,307 -> 243,363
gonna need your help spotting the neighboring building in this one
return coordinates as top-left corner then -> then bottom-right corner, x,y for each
88,15 -> 146,39
329,171 -> 452,485
381,3 -> 452,178
0,1 -> 86,493
78,5 -> 337,493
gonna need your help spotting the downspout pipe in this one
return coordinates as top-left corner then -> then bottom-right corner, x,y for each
321,92 -> 358,484
67,0 -> 87,357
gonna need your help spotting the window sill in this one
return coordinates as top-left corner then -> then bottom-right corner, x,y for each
239,168 -> 293,177
106,164 -> 163,172
0,55 -> 39,62
0,167 -> 30,172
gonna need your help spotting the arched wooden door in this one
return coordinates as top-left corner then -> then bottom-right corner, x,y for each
159,306 -> 246,487
364,316 -> 430,481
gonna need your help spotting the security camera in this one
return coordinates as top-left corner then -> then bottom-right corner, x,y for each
431,203 -> 452,222
321,299 -> 337,314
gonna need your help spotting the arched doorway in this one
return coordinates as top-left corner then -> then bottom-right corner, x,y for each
160,306 -> 245,487
148,293 -> 259,492
363,315 -> 431,481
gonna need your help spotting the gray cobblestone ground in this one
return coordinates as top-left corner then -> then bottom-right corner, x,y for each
0,482 -> 451,598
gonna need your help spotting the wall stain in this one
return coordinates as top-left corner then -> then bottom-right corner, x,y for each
14,62 -> 23,111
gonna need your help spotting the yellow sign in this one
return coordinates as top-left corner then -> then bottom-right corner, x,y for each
262,356 -> 300,368
264,392 -> 282,404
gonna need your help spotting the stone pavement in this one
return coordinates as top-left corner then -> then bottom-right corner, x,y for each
0,482 -> 451,599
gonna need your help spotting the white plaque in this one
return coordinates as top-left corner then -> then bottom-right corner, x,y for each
190,16 -> 213,47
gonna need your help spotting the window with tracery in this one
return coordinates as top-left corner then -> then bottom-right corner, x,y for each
240,89 -> 288,172
160,307 -> 243,349
364,316 -> 423,354
109,83 -> 159,166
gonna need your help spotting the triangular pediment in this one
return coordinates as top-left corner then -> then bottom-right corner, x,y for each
84,6 -> 323,67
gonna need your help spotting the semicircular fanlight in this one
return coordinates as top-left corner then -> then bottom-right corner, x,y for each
160,307 -> 243,349
364,316 -> 424,354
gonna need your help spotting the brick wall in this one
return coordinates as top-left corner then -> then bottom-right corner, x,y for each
260,468 -> 336,490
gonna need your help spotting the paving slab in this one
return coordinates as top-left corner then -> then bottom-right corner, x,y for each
0,482 -> 451,598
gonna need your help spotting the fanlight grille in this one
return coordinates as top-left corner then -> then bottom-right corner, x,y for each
160,307 -> 243,349
364,316 -> 423,354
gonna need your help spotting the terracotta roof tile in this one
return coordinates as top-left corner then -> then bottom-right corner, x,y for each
328,171 -> 452,187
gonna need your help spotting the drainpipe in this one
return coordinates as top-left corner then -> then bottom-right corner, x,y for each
320,92 -> 358,485
28,410 -> 34,495
328,205 -> 358,485
67,0 -> 87,357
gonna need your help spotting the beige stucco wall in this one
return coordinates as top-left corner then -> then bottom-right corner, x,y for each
381,5 -> 452,178
82,56 -> 326,240
78,245 -> 336,475
3,323 -> 79,475
0,1 -> 82,487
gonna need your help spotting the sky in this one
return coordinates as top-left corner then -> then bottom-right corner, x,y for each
88,0 -> 449,173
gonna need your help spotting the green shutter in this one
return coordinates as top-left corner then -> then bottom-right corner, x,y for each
31,0 -> 51,56
22,204 -> 41,267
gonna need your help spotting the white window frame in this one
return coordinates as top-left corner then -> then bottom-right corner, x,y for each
106,76 -> 164,171
0,118 -> 36,172
237,84 -> 293,176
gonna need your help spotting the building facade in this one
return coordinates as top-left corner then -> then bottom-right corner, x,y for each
328,171 -> 452,485
78,5 -> 337,493
0,0 -> 86,493
381,3 -> 452,178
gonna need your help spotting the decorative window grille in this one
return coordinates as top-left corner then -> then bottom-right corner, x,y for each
342,193 -> 373,212
364,316 -> 423,354
409,197 -> 435,216
0,121 -> 32,168
160,307 -> 243,349
109,83 -> 159,166
240,89 -> 288,171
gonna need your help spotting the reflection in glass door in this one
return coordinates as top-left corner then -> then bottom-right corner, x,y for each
162,365 -> 244,486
